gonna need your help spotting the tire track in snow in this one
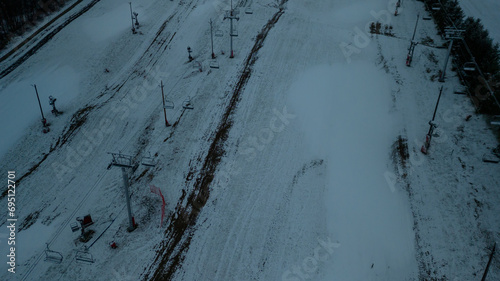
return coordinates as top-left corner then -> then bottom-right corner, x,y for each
0,1 -> 196,199
145,3 -> 289,280
0,104 -> 96,199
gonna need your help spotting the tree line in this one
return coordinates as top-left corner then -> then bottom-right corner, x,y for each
422,0 -> 500,114
0,0 -> 64,50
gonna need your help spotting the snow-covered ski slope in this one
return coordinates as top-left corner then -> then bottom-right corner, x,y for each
459,0 -> 500,44
0,0 -> 499,280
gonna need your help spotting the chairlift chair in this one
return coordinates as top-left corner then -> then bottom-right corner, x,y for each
482,153 -> 500,163
141,152 -> 156,167
463,62 -> 476,72
164,99 -> 174,109
75,247 -> 95,264
444,32 -> 453,40
209,60 -> 220,69
245,7 -> 253,14
230,27 -> 238,37
44,244 -> 63,264
109,153 -> 133,168
70,222 -> 80,232
227,9 -> 240,16
491,115 -> 500,126
431,3 -> 441,11
182,97 -> 194,109
215,29 -> 223,37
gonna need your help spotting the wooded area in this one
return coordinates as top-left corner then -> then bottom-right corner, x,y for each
0,0 -> 66,49
422,0 -> 500,114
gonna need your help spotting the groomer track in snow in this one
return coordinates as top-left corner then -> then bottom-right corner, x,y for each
146,4 -> 288,280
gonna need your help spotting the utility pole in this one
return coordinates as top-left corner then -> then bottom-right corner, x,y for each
421,86 -> 443,154
210,19 -> 216,59
406,14 -> 419,67
224,0 -> 239,58
161,80 -> 170,127
129,2 -> 136,34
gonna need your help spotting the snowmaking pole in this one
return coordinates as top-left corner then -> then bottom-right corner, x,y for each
481,242 -> 496,281
187,46 -> 193,61
33,84 -> 45,121
129,2 -> 136,34
32,84 -> 49,131
394,0 -> 401,16
421,86 -> 443,154
406,14 -> 419,66
210,19 -> 215,59
160,80 -> 170,127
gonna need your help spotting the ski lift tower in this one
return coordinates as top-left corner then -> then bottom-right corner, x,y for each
439,27 -> 464,82
108,152 -> 137,232
224,0 -> 239,58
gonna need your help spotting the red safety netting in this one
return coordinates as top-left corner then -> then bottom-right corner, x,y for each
149,185 -> 166,227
